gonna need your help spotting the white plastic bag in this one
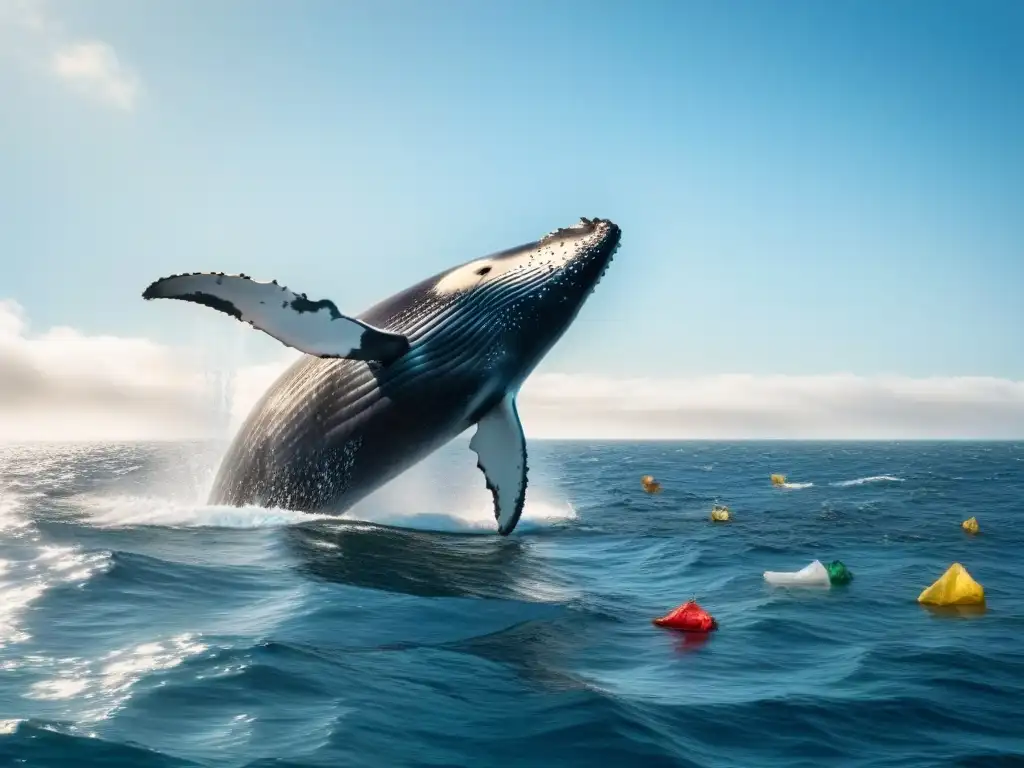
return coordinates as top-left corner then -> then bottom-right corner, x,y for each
763,559 -> 831,588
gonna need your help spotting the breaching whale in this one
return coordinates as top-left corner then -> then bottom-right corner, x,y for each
142,217 -> 621,535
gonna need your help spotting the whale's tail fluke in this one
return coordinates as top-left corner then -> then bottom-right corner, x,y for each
143,272 -> 410,364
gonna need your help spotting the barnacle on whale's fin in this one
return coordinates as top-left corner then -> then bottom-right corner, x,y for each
142,272 -> 410,363
470,392 -> 528,536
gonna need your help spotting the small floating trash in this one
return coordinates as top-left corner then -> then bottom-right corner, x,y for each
770,474 -> 786,487
961,517 -> 979,535
825,560 -> 853,586
641,475 -> 663,494
918,563 -> 985,606
763,559 -> 832,588
653,599 -> 717,632
710,504 -> 731,522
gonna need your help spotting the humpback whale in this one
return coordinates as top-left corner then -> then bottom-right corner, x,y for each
143,217 -> 621,535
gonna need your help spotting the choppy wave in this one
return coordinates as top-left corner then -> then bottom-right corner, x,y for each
1,440 -> 1023,767
830,475 -> 905,487
0,494 -> 113,652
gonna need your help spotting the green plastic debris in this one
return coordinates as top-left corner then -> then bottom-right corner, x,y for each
826,560 -> 853,586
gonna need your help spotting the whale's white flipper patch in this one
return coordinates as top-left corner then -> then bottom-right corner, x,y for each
469,392 -> 528,536
143,273 -> 410,363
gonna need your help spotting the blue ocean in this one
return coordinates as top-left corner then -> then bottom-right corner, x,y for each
1,440 -> 1022,767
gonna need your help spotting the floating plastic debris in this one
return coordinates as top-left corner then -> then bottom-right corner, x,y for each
918,563 -> 985,606
653,599 -> 717,632
764,560 -> 832,587
825,560 -> 853,585
962,517 -> 979,535
710,504 -> 730,522
641,475 -> 662,494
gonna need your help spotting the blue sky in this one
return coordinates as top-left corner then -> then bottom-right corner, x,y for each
1,0 -> 1023,440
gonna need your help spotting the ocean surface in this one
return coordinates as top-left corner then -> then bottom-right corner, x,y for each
1,440 -> 1023,768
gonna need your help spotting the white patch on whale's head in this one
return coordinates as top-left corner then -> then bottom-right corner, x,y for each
431,217 -> 621,382
433,218 -> 620,298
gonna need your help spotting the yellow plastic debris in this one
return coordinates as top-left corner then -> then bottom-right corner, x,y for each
962,517 -> 979,535
641,475 -> 662,494
917,563 -> 985,606
770,474 -> 786,487
710,505 -> 730,522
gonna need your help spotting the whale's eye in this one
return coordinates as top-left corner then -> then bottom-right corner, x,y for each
476,266 -> 492,276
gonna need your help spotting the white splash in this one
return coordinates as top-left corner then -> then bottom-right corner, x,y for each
342,499 -> 578,535
77,494 -> 330,529
336,456 -> 575,533
0,719 -> 20,735
830,475 -> 905,487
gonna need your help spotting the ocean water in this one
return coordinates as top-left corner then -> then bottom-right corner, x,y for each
1,439 -> 1023,768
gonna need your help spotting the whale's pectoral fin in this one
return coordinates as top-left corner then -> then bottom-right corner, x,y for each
469,393 -> 528,536
142,273 -> 410,363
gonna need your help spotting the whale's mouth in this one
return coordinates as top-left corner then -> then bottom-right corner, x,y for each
562,216 -> 620,300
582,239 -> 618,302
548,217 -> 620,251
594,236 -> 620,290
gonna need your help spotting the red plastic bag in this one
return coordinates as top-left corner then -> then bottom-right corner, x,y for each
652,600 -> 717,632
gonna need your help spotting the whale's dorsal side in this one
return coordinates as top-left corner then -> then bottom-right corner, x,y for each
142,272 -> 410,363
469,391 -> 528,536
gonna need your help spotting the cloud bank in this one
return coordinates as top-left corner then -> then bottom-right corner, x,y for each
1,300 -> 1022,442
520,373 -> 1024,440
0,0 -> 141,110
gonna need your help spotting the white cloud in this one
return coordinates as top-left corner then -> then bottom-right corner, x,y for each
0,0 -> 141,110
1,300 -> 1023,442
0,0 -> 46,31
519,373 -> 1024,439
51,40 -> 139,110
0,300 -> 284,442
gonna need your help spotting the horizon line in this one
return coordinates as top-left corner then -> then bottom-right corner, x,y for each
2,436 -> 1022,446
